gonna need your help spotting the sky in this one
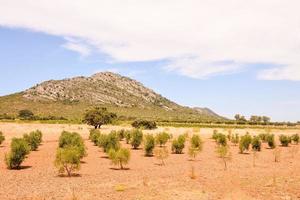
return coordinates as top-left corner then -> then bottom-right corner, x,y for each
0,0 -> 300,122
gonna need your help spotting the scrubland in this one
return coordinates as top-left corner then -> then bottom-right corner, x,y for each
0,122 -> 299,200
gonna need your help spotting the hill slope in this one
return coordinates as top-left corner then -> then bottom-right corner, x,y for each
0,72 -> 223,122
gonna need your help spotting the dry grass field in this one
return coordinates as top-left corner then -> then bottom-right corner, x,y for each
0,122 -> 299,200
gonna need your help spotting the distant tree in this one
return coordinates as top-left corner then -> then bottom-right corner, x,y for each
83,107 -> 117,129
234,114 -> 241,121
262,116 -> 271,124
131,120 -> 157,130
240,116 -> 247,122
235,114 -> 247,122
250,115 -> 258,123
18,109 -> 34,120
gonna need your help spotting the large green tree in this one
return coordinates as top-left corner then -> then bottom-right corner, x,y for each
83,107 -> 117,129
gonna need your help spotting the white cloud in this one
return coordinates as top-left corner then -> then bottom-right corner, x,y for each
0,0 -> 300,80
62,39 -> 91,57
257,65 -> 300,81
166,56 -> 243,79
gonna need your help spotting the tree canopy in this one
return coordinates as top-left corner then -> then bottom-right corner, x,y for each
83,107 -> 117,129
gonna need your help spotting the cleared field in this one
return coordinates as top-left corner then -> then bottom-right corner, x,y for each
0,122 -> 299,200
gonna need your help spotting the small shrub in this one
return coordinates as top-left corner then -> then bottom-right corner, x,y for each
231,134 -> 239,146
130,129 -> 143,149
190,134 -> 203,149
188,134 -> 203,160
117,129 -> 126,141
188,147 -> 199,160
98,131 -> 120,153
154,147 -> 169,165
5,138 -> 30,169
124,130 -> 131,144
155,132 -> 170,147
23,130 -> 42,151
216,145 -> 231,170
227,129 -> 232,141
108,148 -> 130,169
34,130 -> 43,144
89,129 -> 101,145
258,133 -> 268,142
239,134 -> 252,153
266,134 -> 276,149
172,135 -> 186,154
279,135 -> 290,147
144,134 -> 155,156
212,130 -> 219,140
54,146 -> 81,176
216,133 -> 227,146
0,131 -> 5,145
131,120 -> 157,130
251,136 -> 262,151
291,134 -> 299,144
58,131 -> 86,158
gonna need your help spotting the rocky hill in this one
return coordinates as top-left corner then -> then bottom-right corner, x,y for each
0,72 -> 223,122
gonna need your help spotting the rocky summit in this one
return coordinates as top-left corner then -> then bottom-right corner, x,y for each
0,72 -> 222,121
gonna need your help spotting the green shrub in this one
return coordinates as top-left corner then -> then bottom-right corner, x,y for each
117,129 -> 126,141
216,144 -> 231,170
89,129 -> 101,145
172,135 -> 186,154
131,120 -> 157,130
227,129 -> 232,141
190,134 -> 203,149
291,134 -> 299,144
279,135 -> 290,147
108,148 -> 131,169
188,134 -> 203,160
0,131 -> 5,145
144,134 -> 155,156
216,133 -> 227,146
251,136 -> 261,151
5,138 -> 30,169
97,131 -> 120,153
23,130 -> 42,151
58,131 -> 86,158
155,132 -> 170,147
54,146 -> 81,176
124,130 -> 131,144
130,129 -> 143,149
258,133 -> 268,142
212,130 -> 219,140
23,133 -> 39,151
34,130 -> 43,144
239,134 -> 252,153
154,147 -> 169,166
231,134 -> 239,145
266,134 -> 276,149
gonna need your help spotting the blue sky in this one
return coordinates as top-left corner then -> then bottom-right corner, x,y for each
1,27 -> 299,122
0,1 -> 300,122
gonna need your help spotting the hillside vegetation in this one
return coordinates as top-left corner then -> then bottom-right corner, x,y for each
0,72 -> 223,123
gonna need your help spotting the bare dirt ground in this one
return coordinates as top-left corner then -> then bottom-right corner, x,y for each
0,122 -> 299,200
